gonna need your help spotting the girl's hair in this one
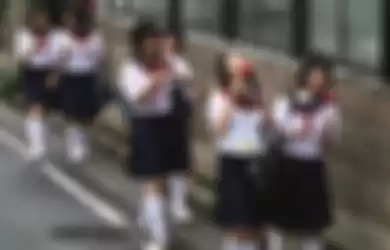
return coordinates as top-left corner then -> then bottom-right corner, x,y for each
296,53 -> 334,89
28,7 -> 48,23
214,53 -> 231,89
214,53 -> 260,89
73,7 -> 93,29
162,28 -> 184,53
129,20 -> 162,52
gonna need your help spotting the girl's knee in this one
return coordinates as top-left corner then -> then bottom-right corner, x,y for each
142,178 -> 165,195
227,227 -> 259,241
27,104 -> 44,118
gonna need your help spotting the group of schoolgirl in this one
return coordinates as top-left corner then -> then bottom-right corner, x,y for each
14,6 -> 105,164
120,20 -> 341,250
16,11 -> 342,250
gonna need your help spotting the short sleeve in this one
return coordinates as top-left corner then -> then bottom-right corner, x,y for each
118,62 -> 151,102
13,29 -> 32,60
92,32 -> 105,58
271,96 -> 289,130
323,104 -> 343,141
272,95 -> 303,136
206,91 -> 228,133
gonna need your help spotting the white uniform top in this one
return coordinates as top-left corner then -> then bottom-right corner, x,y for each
57,31 -> 104,74
13,28 -> 60,69
272,95 -> 342,160
206,89 -> 267,157
118,60 -> 174,117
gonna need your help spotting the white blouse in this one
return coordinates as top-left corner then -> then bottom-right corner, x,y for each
272,95 -> 342,160
13,28 -> 60,69
57,31 -> 105,74
206,89 -> 267,157
117,60 -> 173,117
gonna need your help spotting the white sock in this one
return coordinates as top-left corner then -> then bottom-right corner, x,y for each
240,240 -> 258,250
142,193 -> 168,247
301,237 -> 323,250
222,238 -> 240,250
267,230 -> 283,250
168,174 -> 189,213
65,126 -> 88,157
25,118 -> 46,151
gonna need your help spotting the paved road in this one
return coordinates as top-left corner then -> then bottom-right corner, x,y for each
0,104 -> 135,250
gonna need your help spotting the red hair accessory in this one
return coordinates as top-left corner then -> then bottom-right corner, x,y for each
323,91 -> 337,103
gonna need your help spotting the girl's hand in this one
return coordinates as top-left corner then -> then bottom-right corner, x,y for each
150,69 -> 171,87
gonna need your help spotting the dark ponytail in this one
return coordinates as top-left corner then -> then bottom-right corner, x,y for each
296,53 -> 334,89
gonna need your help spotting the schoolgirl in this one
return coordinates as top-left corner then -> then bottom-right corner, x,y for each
269,55 -> 342,250
206,53 -> 268,250
13,8 -> 59,160
117,21 -> 174,250
57,8 -> 105,164
162,31 -> 194,224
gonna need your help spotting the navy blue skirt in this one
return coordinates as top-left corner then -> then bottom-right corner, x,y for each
271,156 -> 331,232
214,155 -> 266,229
165,86 -> 193,173
59,73 -> 99,120
22,68 -> 53,107
127,115 -> 173,178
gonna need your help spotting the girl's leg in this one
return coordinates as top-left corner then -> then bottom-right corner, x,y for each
223,229 -> 259,250
25,104 -> 47,159
266,228 -> 284,250
65,118 -> 92,164
168,171 -> 192,223
300,234 -> 323,250
140,179 -> 169,250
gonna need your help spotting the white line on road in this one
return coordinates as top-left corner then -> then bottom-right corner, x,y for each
0,129 -> 130,229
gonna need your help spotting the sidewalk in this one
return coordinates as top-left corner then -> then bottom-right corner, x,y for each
0,101 -> 221,250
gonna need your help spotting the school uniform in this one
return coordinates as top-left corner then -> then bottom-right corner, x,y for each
206,89 -> 268,229
57,30 -> 104,120
13,28 -> 62,159
271,93 -> 342,232
118,60 -> 174,178
14,28 -> 59,107
166,54 -> 194,173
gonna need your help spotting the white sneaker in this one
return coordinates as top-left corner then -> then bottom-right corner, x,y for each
171,206 -> 193,225
28,145 -> 45,161
67,146 -> 88,164
142,241 -> 166,250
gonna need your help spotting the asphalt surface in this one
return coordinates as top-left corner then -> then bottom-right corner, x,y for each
0,104 -> 135,250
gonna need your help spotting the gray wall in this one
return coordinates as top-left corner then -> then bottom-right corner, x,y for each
97,0 -> 382,68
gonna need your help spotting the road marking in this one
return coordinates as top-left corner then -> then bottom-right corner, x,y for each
0,129 -> 129,229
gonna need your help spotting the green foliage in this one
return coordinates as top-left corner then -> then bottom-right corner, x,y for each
0,71 -> 22,99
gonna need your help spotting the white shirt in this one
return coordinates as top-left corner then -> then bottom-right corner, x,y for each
118,60 -> 173,117
57,31 -> 105,74
272,95 -> 342,160
13,28 -> 60,69
206,89 -> 267,157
